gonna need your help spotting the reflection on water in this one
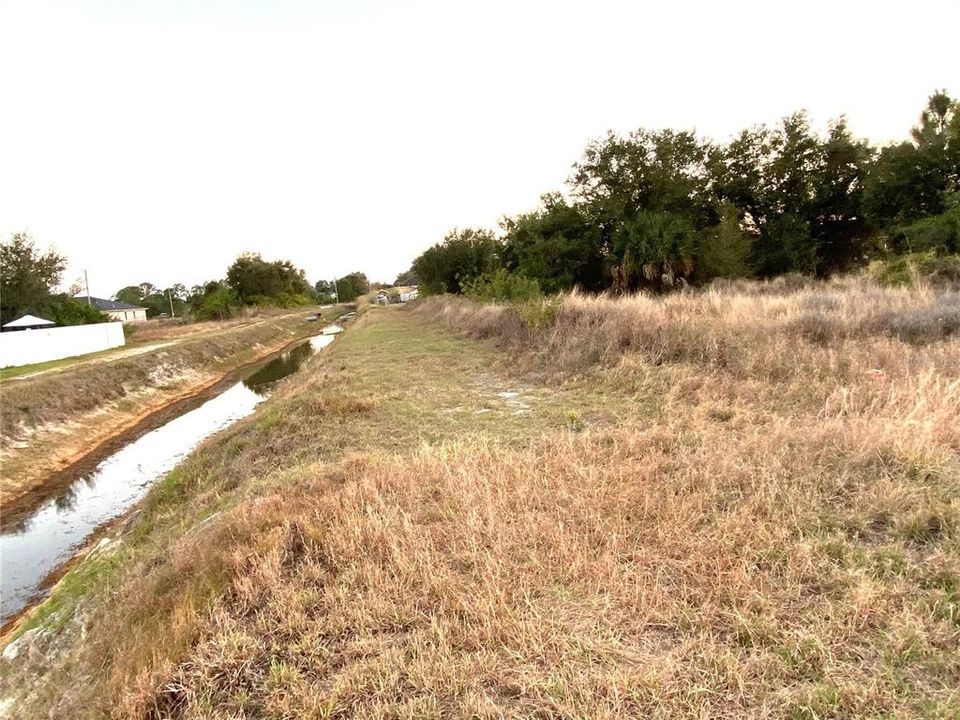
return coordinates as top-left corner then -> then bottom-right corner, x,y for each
243,339 -> 316,393
0,333 -> 334,624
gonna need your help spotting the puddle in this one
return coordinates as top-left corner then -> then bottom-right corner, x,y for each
0,334 -> 334,625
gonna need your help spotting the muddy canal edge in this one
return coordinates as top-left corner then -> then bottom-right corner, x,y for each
2,317 -> 350,529
1,320 -> 350,643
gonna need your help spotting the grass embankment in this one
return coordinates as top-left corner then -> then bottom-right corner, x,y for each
2,278 -> 958,718
0,306 -> 341,509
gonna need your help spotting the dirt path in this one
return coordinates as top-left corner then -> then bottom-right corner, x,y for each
4,310 -> 313,382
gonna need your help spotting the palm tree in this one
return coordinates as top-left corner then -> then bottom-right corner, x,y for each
610,211 -> 695,292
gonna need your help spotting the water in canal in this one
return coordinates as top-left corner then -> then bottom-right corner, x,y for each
0,334 -> 334,625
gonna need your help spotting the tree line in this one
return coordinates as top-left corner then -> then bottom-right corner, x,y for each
0,239 -> 372,326
120,255 -> 371,321
409,92 -> 959,298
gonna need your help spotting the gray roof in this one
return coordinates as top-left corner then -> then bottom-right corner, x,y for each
74,296 -> 146,311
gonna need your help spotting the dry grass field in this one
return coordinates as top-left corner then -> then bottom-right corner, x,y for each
1,276 -> 958,718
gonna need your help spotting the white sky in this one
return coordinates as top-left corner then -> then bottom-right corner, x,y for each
1,0 -> 958,296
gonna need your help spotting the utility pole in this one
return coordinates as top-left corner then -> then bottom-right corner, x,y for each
332,276 -> 339,304
168,289 -> 175,318
84,270 -> 91,305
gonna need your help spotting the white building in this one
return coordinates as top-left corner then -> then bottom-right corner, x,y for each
74,296 -> 149,322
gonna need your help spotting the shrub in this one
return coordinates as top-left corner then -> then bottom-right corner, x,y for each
889,207 -> 960,255
870,252 -> 960,287
695,204 -> 754,281
462,269 -> 542,303
45,295 -> 111,325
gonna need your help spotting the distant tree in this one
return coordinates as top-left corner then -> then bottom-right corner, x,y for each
313,279 -> 336,303
412,228 -> 500,295
333,272 -> 369,302
114,285 -> 145,306
0,232 -> 68,324
887,206 -> 960,255
188,280 -> 240,320
393,268 -> 422,286
864,92 -> 959,227
226,253 -> 312,306
501,194 -> 605,293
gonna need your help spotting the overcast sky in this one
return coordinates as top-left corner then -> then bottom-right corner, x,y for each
1,0 -> 958,296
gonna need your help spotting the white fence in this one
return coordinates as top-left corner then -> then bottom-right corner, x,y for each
0,322 -> 125,368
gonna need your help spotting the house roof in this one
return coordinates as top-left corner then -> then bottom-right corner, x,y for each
74,296 -> 147,311
3,314 -> 55,328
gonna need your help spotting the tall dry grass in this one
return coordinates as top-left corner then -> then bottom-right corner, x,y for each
4,277 -> 958,718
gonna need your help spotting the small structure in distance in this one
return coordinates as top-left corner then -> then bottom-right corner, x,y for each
1,314 -> 56,332
73,296 -> 149,323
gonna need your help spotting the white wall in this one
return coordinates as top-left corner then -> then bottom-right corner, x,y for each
0,322 -> 125,368
106,308 -> 147,323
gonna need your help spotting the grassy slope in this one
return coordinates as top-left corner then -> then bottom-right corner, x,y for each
0,306 -> 342,507
2,280 -> 959,718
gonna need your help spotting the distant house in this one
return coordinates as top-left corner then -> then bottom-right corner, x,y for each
74,296 -> 149,323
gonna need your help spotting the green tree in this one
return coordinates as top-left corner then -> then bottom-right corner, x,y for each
412,228 -> 500,295
710,112 -> 871,276
808,118 -> 872,273
865,91 -> 960,226
0,232 -> 67,324
570,128 -> 715,233
313,280 -> 336,303
610,212 -> 696,291
46,295 -> 109,325
333,272 -> 369,302
114,285 -> 144,307
501,194 -> 605,292
226,253 -> 312,305
188,280 -> 240,320
695,203 -> 754,281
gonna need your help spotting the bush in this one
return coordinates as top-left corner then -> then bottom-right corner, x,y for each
695,204 -> 754,281
45,295 -> 111,325
516,297 -> 561,329
889,208 -> 960,255
870,252 -> 960,287
462,269 -> 541,303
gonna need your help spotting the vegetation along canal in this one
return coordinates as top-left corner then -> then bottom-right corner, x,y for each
0,333 -> 335,625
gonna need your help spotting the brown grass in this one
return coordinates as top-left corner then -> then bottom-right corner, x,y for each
2,277 -> 958,718
127,306 -> 309,346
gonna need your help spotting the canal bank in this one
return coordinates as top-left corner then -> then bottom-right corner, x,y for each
1,332 -> 338,629
0,308 -> 348,512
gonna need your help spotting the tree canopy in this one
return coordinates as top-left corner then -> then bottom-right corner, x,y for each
413,228 -> 499,295
409,91 -> 960,296
1,233 -> 108,326
226,253 -> 313,306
